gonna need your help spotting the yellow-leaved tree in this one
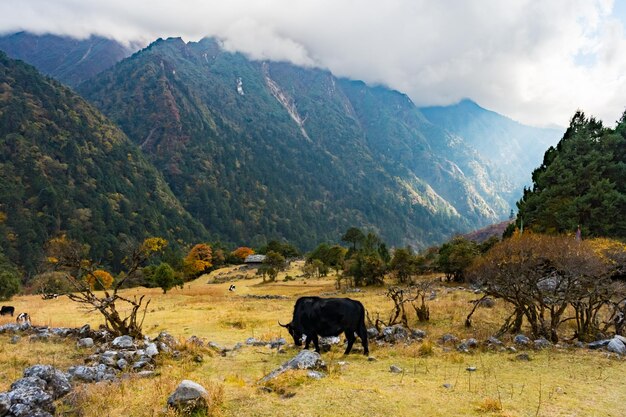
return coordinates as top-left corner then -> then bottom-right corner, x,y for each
184,243 -> 213,279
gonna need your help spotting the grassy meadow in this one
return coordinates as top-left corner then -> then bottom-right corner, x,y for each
1,261 -> 625,417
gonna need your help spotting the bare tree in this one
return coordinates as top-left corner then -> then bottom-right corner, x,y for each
45,235 -> 167,338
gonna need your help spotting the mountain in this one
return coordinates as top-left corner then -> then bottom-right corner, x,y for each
0,32 -> 137,87
0,51 -> 208,275
77,37 -> 515,250
421,99 -> 561,197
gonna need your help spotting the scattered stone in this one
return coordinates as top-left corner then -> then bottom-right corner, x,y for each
440,333 -> 458,344
116,359 -> 128,370
167,380 -> 209,414
367,356 -> 377,362
456,342 -> 469,353
514,334 -> 531,346
466,366 -> 477,372
7,385 -> 54,415
10,377 -> 47,392
367,327 -> 379,340
193,355 -> 203,363
111,335 -> 134,349
155,332 -> 179,349
260,350 -> 326,382
135,371 -> 156,378
389,365 -> 403,373
534,338 -> 551,349
516,353 -> 531,361
77,338 -> 94,348
67,364 -> 116,383
132,360 -> 152,371
442,383 -> 453,389
0,393 -> 9,416
307,371 -> 325,379
243,294 -> 288,300
23,365 -> 72,400
187,336 -> 204,347
270,338 -> 287,349
508,346 -> 517,353
78,324 -> 91,336
145,343 -> 159,357
10,335 -> 21,344
411,329 -> 427,339
486,336 -> 503,346
478,297 -> 496,308
607,338 -> 626,355
466,338 -> 479,348
587,339 -> 611,350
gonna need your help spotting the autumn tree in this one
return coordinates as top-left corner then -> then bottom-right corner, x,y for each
45,235 -> 167,338
184,243 -> 213,279
468,234 -> 624,342
230,247 -> 254,263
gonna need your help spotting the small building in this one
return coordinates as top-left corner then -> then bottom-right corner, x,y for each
244,254 -> 266,264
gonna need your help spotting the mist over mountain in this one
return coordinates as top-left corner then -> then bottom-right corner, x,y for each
0,32 -> 137,87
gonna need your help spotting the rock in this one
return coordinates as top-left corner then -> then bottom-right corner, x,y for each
0,392 -> 9,416
479,297 -> 496,308
77,338 -> 94,348
10,335 -> 21,344
8,386 -> 54,414
440,333 -> 458,344
389,365 -> 403,373
270,338 -> 287,349
187,336 -> 204,346
9,402 -> 53,417
78,324 -> 91,336
307,371 -> 325,379
167,380 -> 209,414
135,371 -> 156,378
0,323 -> 19,333
607,338 -> 626,355
466,338 -> 479,348
132,360 -> 153,371
367,356 -> 377,362
456,342 -> 469,353
116,359 -> 128,370
145,343 -> 159,357
614,335 -> 626,345
411,329 -> 427,339
99,351 -> 119,367
10,377 -> 47,392
260,350 -> 326,382
68,364 -> 116,383
111,335 -> 134,349
155,332 -> 179,349
534,338 -> 551,349
514,334 -> 531,346
466,366 -> 477,372
588,339 -> 611,349
29,332 -> 50,342
508,346 -> 517,353
366,327 -> 379,339
23,365 -> 72,399
516,353 -> 531,361
486,336 -> 503,346
442,383 -> 452,389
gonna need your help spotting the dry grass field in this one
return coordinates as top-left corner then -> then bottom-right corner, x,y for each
1,261 -> 625,417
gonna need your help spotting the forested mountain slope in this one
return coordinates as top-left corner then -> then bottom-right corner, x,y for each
78,37 -> 514,250
0,52 -> 207,275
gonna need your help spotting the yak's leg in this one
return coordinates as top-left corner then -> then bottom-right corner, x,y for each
311,334 -> 320,353
358,324 -> 369,355
304,335 -> 310,349
344,332 -> 356,355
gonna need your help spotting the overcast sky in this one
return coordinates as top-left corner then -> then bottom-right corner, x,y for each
2,0 -> 626,128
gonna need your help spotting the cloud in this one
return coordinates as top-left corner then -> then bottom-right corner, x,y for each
1,0 -> 625,127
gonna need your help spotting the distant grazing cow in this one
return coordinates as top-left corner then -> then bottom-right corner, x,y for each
0,306 -> 15,316
228,284 -> 236,292
279,296 -> 369,355
16,312 -> 30,324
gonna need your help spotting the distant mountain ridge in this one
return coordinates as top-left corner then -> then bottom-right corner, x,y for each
421,99 -> 561,193
0,32 -> 137,87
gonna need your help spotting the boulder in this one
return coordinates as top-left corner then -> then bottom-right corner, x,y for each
68,364 -> 116,383
260,350 -> 326,382
145,343 -> 159,357
167,380 -> 209,414
77,338 -> 94,348
486,336 -> 503,346
588,339 -> 611,350
23,365 -> 72,399
514,334 -> 531,346
440,333 -> 458,344
389,365 -> 403,373
7,386 -> 54,415
466,338 -> 479,348
0,393 -> 10,416
366,327 -> 379,340
8,402 -> 53,417
111,335 -> 134,349
607,338 -> 626,355
534,338 -> 551,349
10,377 -> 46,392
411,329 -> 427,339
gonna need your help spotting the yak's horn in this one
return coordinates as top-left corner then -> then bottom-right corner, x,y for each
278,320 -> 289,328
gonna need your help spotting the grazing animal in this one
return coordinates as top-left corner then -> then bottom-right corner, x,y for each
228,284 -> 236,292
16,312 -> 30,324
0,306 -> 15,316
279,296 -> 369,355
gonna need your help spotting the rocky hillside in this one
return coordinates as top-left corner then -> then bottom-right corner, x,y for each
77,37 -> 517,250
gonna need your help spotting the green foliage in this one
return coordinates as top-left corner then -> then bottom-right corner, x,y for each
517,110 -> 626,238
149,262 -> 182,294
0,251 -> 20,300
307,243 -> 346,274
436,237 -> 479,282
258,240 -> 299,258
389,247 -> 416,284
259,250 -> 286,282
0,52 -> 208,276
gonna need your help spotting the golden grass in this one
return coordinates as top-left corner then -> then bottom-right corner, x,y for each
1,262 -> 626,416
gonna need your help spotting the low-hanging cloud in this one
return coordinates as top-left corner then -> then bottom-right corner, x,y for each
1,0 -> 625,127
